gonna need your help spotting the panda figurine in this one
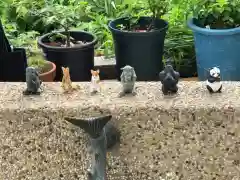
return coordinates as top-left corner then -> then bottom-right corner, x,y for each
206,67 -> 222,93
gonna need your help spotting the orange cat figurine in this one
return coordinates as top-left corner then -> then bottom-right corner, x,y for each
61,67 -> 80,93
90,69 -> 101,94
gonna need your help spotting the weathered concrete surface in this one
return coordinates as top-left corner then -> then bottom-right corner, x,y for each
0,81 -> 240,180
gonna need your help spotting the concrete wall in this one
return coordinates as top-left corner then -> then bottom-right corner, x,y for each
0,82 -> 240,180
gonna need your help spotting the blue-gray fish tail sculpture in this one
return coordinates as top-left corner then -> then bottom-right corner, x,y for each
65,115 -> 120,180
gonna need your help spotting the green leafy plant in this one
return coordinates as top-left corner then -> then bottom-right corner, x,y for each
76,13 -> 114,57
4,0 -> 50,33
39,1 -> 88,47
115,0 -> 168,31
28,54 -> 48,73
86,0 -> 123,18
147,0 -> 168,31
7,31 -> 39,55
116,0 -> 150,18
117,0 -> 168,31
192,0 -> 240,29
27,39 -> 50,73
3,0 -> 78,33
114,0 -> 150,31
163,0 -> 197,76
164,27 -> 196,74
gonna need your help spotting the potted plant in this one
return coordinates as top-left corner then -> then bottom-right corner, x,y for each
27,40 -> 56,82
188,0 -> 240,81
108,0 -> 169,81
37,2 -> 97,81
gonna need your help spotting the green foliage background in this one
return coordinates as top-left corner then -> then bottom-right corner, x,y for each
1,0 -> 238,72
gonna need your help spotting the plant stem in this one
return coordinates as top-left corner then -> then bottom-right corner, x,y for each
60,24 -> 71,47
147,14 -> 155,32
65,28 -> 71,47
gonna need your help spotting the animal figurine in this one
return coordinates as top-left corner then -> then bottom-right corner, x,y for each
23,67 -> 42,95
90,69 -> 101,95
206,67 -> 222,93
61,67 -> 80,93
159,60 -> 180,95
119,65 -> 137,97
64,115 -> 120,180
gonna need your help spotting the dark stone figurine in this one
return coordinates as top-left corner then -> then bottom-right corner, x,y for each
119,65 -> 137,97
64,115 -> 120,180
23,67 -> 42,95
159,60 -> 180,95
206,67 -> 222,93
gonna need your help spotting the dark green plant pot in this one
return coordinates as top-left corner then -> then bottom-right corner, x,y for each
108,16 -> 169,81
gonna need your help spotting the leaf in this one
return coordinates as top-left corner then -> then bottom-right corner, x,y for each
16,6 -> 28,17
46,16 -> 56,24
111,1 -> 116,9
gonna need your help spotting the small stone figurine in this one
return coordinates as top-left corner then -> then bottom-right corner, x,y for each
23,67 -> 42,95
159,60 -> 180,95
61,67 -> 80,93
206,67 -> 222,93
119,65 -> 137,97
64,115 -> 120,180
90,69 -> 101,95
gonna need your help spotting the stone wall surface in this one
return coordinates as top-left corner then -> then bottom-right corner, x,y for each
0,82 -> 240,180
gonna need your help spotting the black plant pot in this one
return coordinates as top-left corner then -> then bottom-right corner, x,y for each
0,48 -> 27,82
108,17 -> 168,81
38,31 -> 97,81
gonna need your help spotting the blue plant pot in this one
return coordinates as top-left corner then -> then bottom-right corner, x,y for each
188,18 -> 240,81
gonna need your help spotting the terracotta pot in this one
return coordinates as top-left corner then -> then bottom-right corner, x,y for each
39,61 -> 56,82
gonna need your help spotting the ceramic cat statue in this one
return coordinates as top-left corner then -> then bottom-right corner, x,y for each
64,115 -> 120,180
206,67 -> 222,93
61,67 -> 80,93
119,65 -> 137,97
23,67 -> 42,95
90,69 -> 101,95
159,60 -> 180,95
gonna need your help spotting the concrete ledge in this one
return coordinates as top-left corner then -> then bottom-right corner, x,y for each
0,82 -> 240,180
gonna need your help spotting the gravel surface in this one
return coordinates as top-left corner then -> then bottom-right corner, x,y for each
0,81 -> 240,110
0,81 -> 239,180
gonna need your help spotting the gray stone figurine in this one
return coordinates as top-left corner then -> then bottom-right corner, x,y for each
64,115 -> 120,180
159,60 -> 180,95
119,65 -> 137,97
23,67 -> 42,95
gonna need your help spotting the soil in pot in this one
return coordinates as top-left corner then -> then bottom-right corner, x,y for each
116,17 -> 162,32
44,33 -> 90,48
109,16 -> 168,81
